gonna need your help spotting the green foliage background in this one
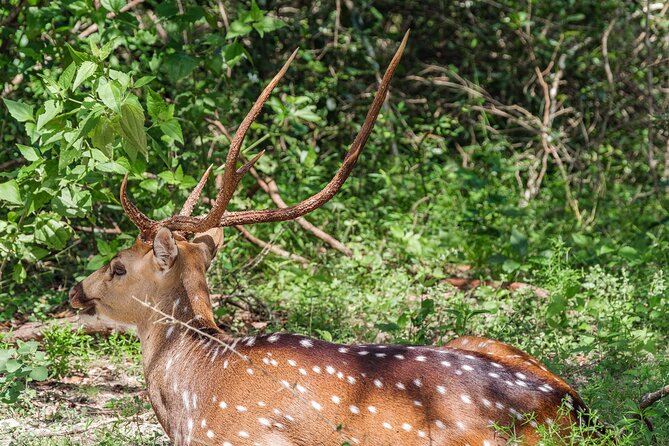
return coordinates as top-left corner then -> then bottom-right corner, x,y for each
0,0 -> 668,444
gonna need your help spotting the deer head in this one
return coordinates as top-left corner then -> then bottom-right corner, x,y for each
70,31 -> 408,330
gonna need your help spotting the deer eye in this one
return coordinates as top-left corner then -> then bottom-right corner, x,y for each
111,263 -> 126,277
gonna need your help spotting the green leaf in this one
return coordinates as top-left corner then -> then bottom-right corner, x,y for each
86,254 -> 109,271
3,99 -> 34,123
66,44 -> 90,65
226,20 -> 253,39
253,16 -> 286,37
17,341 -> 37,354
52,186 -> 91,218
597,244 -> 615,256
502,259 -> 521,273
223,43 -> 245,68
100,0 -> 126,14
17,144 -> 40,161
40,73 -> 63,95
293,105 -> 323,124
97,79 -> 122,113
249,0 -> 263,21
96,238 -> 112,256
375,322 -> 401,333
119,103 -> 147,161
619,246 -> 638,260
164,54 -> 198,83
133,76 -> 156,88
29,366 -> 48,381
34,215 -> 72,250
109,69 -> 131,89
300,147 -> 317,168
72,61 -> 98,90
91,117 -> 116,157
36,100 -> 63,132
572,233 -> 589,247
510,227 -> 528,257
59,62 -> 77,90
0,180 -> 22,205
12,262 -> 26,284
159,119 -> 184,144
96,160 -> 129,174
6,359 -> 21,373
146,88 -> 167,121
135,180 -> 158,196
98,40 -> 116,60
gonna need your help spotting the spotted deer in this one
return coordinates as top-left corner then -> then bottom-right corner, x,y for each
69,32 -> 591,446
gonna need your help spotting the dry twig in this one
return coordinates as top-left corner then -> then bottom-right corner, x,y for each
248,167 -> 353,256
78,0 -> 145,38
234,224 -> 309,266
443,277 -> 550,299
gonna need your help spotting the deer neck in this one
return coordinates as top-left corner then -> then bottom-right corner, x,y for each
134,272 -> 237,436
136,268 -> 223,370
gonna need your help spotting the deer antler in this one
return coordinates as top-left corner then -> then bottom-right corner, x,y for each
121,31 -> 408,242
179,164 -> 213,217
216,31 -> 409,227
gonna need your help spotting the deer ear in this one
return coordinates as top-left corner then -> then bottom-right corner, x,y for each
153,228 -> 178,270
192,228 -> 224,266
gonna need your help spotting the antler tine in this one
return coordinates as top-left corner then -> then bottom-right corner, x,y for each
217,30 -> 409,228
179,165 -> 213,217
120,174 -> 159,241
237,149 -> 266,177
161,48 -> 299,234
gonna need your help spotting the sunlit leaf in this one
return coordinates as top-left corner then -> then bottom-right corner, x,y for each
159,118 -> 184,144
119,102 -> 147,161
72,61 -> 98,90
36,100 -> 62,132
29,366 -> 48,381
3,99 -> 34,123
0,180 -> 22,205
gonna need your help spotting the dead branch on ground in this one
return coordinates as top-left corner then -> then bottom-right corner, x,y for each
1,315 -> 133,343
443,277 -> 550,299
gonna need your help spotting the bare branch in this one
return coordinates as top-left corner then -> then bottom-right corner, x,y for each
73,224 -> 122,235
234,225 -> 309,266
247,167 -> 353,256
78,0 -> 145,39
602,18 -> 617,90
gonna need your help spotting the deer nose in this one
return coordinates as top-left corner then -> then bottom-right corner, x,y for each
68,283 -> 88,307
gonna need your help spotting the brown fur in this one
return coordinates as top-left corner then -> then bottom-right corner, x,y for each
69,229 -> 588,446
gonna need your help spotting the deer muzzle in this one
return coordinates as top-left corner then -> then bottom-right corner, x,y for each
68,282 -> 97,314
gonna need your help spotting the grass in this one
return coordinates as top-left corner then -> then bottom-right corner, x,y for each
1,156 -> 668,445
